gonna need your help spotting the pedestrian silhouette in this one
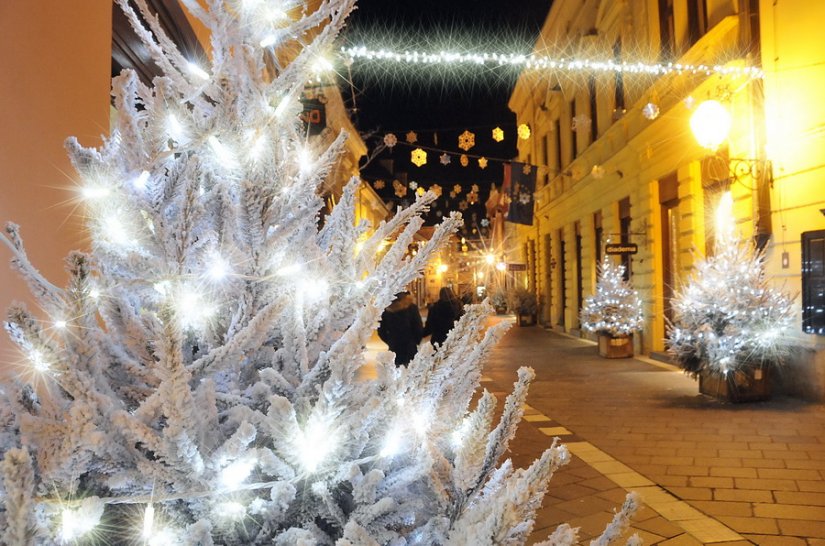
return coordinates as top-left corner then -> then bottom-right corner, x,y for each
424,287 -> 464,347
377,291 -> 424,366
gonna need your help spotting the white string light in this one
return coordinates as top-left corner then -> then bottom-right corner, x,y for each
340,46 -> 764,79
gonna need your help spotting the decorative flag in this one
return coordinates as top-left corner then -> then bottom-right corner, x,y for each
505,162 -> 536,225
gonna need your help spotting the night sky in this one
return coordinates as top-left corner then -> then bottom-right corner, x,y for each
339,0 -> 553,228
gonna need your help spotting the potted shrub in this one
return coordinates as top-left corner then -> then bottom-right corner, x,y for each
666,193 -> 794,402
489,289 -> 508,315
580,256 -> 644,358
507,287 -> 538,327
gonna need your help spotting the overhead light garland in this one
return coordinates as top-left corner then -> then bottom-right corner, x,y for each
340,46 -> 764,79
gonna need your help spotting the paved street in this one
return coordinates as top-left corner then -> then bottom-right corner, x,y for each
479,319 -> 825,545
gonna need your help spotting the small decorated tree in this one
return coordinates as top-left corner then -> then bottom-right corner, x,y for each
580,257 -> 644,357
667,192 -> 794,400
507,287 -> 538,326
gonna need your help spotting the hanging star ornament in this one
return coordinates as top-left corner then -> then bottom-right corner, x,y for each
460,154 -> 469,167
458,130 -> 475,151
405,130 -> 418,144
492,127 -> 504,142
393,180 -> 407,197
439,153 -> 451,165
430,184 -> 442,197
459,200 -> 469,211
453,184 -> 462,194
383,133 -> 398,148
522,164 -> 533,176
471,184 -> 480,193
416,187 -> 426,197
373,179 -> 385,189
410,148 -> 427,167
642,102 -> 660,120
478,157 -> 488,169
517,123 -> 531,140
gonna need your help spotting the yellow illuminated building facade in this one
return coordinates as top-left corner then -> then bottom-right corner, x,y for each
509,0 -> 825,397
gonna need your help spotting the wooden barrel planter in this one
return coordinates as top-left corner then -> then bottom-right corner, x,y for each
598,333 -> 633,358
698,366 -> 771,403
516,312 -> 536,327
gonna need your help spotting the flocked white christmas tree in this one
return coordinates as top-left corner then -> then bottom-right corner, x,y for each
0,1 -> 641,544
667,192 -> 794,377
580,257 -> 644,338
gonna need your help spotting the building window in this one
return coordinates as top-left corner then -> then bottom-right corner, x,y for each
594,211 -> 603,264
554,118 -> 562,172
543,134 -> 550,185
570,98 -> 578,161
658,0 -> 676,60
802,230 -> 825,335
687,0 -> 708,47
619,197 -> 632,281
575,222 -> 583,317
613,40 -> 625,115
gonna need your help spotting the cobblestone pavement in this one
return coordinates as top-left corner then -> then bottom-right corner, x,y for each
481,320 -> 825,545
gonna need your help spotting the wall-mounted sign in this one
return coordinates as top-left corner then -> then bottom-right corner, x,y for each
507,263 -> 527,271
299,98 -> 326,135
605,243 -> 638,255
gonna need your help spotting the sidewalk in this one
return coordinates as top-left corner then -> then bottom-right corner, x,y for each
481,321 -> 825,545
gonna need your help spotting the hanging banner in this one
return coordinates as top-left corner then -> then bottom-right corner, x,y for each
505,162 -> 536,225
299,98 -> 327,135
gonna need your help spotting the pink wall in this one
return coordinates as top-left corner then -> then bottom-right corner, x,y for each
0,2 -> 111,361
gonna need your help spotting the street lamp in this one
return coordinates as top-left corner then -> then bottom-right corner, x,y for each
690,99 -> 732,151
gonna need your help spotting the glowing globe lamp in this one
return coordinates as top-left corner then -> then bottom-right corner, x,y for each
690,100 -> 732,151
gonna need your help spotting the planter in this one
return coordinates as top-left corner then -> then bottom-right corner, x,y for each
494,306 -> 507,315
516,312 -> 536,327
698,367 -> 771,403
598,333 -> 633,358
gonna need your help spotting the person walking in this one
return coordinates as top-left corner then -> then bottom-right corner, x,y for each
424,287 -> 464,347
377,291 -> 424,366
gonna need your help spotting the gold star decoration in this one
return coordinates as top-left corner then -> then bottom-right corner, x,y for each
405,131 -> 418,144
517,123 -> 531,140
453,184 -> 462,194
468,191 -> 479,204
430,184 -> 442,197
492,127 -> 505,142
458,130 -> 475,151
460,154 -> 469,167
373,179 -> 385,189
522,164 -> 533,175
478,157 -> 488,169
411,148 -> 427,167
383,133 -> 398,148
393,180 -> 407,197
439,153 -> 451,165
416,187 -> 426,197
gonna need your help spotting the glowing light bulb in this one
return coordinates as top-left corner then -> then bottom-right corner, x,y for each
89,287 -> 101,300
103,215 -> 133,247
176,289 -> 215,330
411,412 -> 429,436
248,132 -> 268,160
186,61 -> 210,80
485,253 -> 495,265
380,427 -> 403,458
167,114 -> 186,141
218,501 -> 247,520
496,262 -> 507,272
60,508 -> 98,542
260,34 -> 278,48
207,255 -> 230,282
437,264 -> 448,274
220,458 -> 255,489
298,148 -> 314,174
54,320 -> 67,329
29,350 -> 48,372
132,170 -> 150,191
690,99 -> 732,151
312,56 -> 334,74
142,504 -> 155,539
275,263 -> 302,277
296,418 -> 335,473
81,186 -> 110,200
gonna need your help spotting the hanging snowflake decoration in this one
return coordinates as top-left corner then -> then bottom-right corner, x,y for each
430,184 -> 442,197
459,200 -> 469,210
683,96 -> 696,110
416,187 -> 426,197
405,130 -> 418,144
471,184 -> 480,193
468,191 -> 479,205
460,154 -> 469,167
591,165 -> 606,179
571,114 -> 591,132
519,192 -> 532,205
492,127 -> 505,142
453,184 -> 462,194
449,191 -> 456,198
411,148 -> 427,167
522,164 -> 532,176
439,153 -> 451,166
458,130 -> 475,151
478,157 -> 488,169
409,181 -> 418,190
517,123 -> 531,140
383,133 -> 398,148
393,179 -> 407,197
642,102 -> 660,120
481,218 -> 490,227
373,179 -> 386,189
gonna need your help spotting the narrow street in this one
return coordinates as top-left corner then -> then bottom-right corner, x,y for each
477,320 -> 825,545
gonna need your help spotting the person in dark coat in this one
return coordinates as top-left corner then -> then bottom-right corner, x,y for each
424,287 -> 464,347
377,291 -> 424,366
